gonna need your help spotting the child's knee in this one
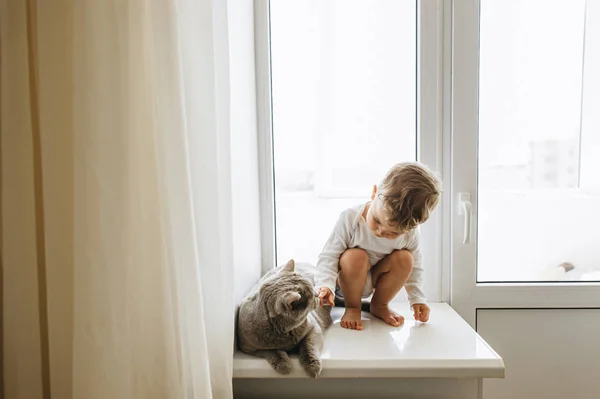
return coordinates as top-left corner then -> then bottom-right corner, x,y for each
339,248 -> 369,276
389,250 -> 413,272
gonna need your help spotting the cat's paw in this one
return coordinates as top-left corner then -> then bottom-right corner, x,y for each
273,359 -> 292,375
301,356 -> 322,378
270,351 -> 292,375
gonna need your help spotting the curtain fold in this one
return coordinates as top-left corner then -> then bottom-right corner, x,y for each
1,0 -> 235,398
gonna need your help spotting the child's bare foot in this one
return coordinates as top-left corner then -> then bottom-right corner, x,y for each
340,307 -> 363,330
370,303 -> 404,327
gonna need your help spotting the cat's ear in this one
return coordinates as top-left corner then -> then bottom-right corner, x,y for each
281,259 -> 295,273
283,291 -> 301,306
269,291 -> 301,317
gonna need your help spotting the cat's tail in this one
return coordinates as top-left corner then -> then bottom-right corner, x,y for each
333,296 -> 371,312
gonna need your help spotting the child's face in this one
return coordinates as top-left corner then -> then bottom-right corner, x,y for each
366,198 -> 402,239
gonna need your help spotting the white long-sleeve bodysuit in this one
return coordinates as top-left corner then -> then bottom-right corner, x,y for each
315,202 -> 426,307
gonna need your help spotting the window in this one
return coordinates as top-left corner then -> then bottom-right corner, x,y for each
477,0 -> 600,282
270,0 -> 417,264
262,0 -> 444,302
261,0 -> 600,322
450,0 -> 600,327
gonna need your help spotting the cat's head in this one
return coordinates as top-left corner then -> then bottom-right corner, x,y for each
260,259 -> 317,322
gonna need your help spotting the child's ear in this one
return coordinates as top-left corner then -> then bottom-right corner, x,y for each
371,184 -> 377,200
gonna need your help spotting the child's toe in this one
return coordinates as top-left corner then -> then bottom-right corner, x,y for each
386,315 -> 404,327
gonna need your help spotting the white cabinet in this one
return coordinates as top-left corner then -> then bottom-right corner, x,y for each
477,309 -> 600,399
234,304 -> 504,398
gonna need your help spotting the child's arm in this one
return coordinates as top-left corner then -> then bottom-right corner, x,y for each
315,211 -> 353,305
404,228 -> 427,315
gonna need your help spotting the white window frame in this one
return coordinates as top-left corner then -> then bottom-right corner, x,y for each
254,0 -> 451,304
450,0 -> 600,327
256,0 -> 600,328
254,0 -> 277,275
417,0 -> 451,304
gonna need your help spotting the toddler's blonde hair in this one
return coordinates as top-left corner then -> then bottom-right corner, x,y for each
377,162 -> 442,231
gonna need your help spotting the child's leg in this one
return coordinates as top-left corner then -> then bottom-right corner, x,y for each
369,250 -> 413,327
338,248 -> 370,330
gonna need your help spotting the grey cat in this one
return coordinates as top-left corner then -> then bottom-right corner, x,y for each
236,259 -> 333,378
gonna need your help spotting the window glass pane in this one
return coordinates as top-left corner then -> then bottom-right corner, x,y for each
478,0 -> 600,282
270,0 -> 417,265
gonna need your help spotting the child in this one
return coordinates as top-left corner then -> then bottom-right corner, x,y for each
315,162 -> 442,330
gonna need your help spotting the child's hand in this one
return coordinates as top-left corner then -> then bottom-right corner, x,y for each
412,303 -> 430,322
317,287 -> 334,307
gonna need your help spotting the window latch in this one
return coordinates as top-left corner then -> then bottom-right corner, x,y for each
458,192 -> 472,244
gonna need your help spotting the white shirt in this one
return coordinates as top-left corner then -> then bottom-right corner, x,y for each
315,202 -> 426,306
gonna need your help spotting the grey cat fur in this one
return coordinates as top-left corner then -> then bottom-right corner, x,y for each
236,259 -> 332,378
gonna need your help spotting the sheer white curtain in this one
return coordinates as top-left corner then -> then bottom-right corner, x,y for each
1,0 -> 234,398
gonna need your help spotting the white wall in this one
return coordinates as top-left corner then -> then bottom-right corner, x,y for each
228,0 -> 263,304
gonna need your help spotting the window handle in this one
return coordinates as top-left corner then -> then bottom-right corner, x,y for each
458,193 -> 472,244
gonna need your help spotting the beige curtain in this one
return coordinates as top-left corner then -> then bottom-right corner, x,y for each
1,0 -> 235,398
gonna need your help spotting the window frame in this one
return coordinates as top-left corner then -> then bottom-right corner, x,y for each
256,0 -> 600,325
450,0 -> 600,327
254,0 -> 277,275
254,0 -> 450,303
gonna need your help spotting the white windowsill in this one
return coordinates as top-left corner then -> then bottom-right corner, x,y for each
233,303 -> 505,379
